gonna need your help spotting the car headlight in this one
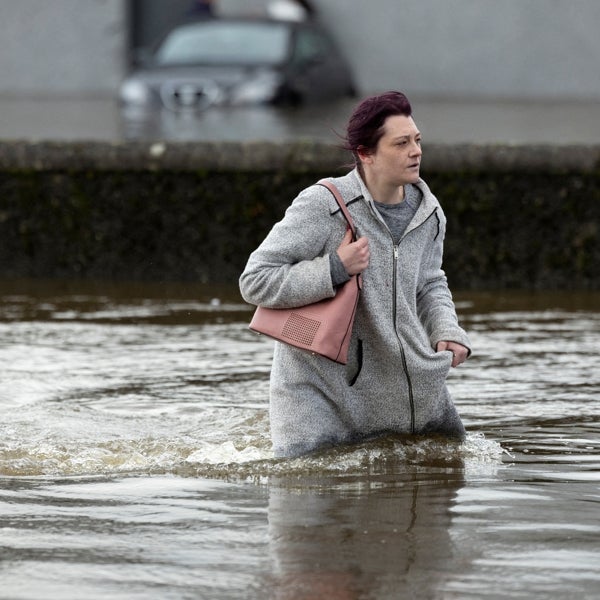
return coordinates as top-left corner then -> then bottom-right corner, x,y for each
229,71 -> 281,105
119,79 -> 152,105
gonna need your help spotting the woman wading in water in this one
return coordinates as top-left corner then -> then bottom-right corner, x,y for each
240,91 -> 471,458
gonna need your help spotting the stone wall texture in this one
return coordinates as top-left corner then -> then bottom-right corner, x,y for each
0,141 -> 598,290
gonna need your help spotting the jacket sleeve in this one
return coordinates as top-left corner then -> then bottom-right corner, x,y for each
239,185 -> 339,309
416,208 -> 472,354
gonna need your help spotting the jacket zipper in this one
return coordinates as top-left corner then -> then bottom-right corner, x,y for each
393,244 -> 416,433
393,208 -> 438,432
379,204 -> 437,433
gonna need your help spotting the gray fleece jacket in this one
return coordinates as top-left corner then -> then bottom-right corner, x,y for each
239,169 -> 471,458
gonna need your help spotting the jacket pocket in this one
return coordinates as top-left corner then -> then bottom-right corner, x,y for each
347,338 -> 363,386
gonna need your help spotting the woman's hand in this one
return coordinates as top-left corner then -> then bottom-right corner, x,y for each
436,341 -> 469,368
337,228 -> 370,275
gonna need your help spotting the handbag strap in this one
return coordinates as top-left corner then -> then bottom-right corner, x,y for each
317,179 -> 357,241
317,178 -> 363,289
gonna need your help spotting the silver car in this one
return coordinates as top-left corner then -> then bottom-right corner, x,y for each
119,17 -> 356,113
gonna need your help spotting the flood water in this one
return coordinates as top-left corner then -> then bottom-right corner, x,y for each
0,280 -> 598,599
2,96 -> 600,144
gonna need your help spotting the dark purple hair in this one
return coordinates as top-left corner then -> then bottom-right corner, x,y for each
343,91 -> 413,163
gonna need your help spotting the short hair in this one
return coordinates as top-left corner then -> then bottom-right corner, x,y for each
343,91 -> 413,162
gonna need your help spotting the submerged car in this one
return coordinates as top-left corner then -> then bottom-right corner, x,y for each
119,17 -> 356,112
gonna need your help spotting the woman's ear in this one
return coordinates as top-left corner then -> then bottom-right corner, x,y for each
356,145 -> 372,164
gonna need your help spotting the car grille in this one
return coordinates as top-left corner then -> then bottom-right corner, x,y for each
160,80 -> 222,111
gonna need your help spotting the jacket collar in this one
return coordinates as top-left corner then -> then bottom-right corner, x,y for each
349,168 -> 440,230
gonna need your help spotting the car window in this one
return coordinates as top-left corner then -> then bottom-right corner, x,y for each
293,29 -> 332,64
155,21 -> 290,66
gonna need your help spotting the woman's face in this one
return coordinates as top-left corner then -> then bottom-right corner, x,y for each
361,114 -> 422,187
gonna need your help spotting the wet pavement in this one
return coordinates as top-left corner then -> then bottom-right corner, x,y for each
0,96 -> 599,145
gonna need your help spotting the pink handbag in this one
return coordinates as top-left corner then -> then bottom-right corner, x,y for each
249,179 -> 362,364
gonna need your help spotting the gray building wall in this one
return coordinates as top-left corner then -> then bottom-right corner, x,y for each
318,0 -> 600,101
0,0 -> 128,96
0,0 -> 599,100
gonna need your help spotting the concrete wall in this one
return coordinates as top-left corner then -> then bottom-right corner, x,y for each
0,0 -> 128,96
0,141 -> 598,290
317,0 -> 600,101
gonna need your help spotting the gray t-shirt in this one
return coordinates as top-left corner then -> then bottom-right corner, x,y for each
330,184 -> 422,286
373,183 -> 422,245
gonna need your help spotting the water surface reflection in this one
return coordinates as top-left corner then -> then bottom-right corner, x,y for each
267,464 -> 465,600
2,97 -> 600,144
0,281 -> 598,599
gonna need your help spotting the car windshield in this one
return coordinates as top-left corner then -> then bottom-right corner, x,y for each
154,21 -> 290,66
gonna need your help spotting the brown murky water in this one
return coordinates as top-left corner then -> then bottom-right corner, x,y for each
0,281 -> 598,599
